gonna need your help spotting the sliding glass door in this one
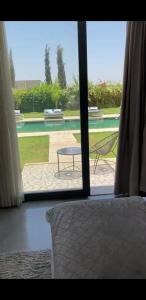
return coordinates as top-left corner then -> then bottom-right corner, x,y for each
87,21 -> 126,195
6,20 -> 126,200
5,21 -> 90,200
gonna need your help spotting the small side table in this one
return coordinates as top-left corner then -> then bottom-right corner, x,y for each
57,147 -> 81,175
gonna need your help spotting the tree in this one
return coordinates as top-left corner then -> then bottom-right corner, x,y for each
9,49 -> 15,88
45,45 -> 52,84
50,83 -> 61,109
57,45 -> 66,88
66,76 -> 79,110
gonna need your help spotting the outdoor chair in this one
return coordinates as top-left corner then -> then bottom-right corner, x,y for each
89,131 -> 118,174
44,109 -> 64,119
88,106 -> 103,117
14,110 -> 24,121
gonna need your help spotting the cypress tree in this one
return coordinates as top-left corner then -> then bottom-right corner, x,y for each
45,45 -> 52,84
9,49 -> 15,88
57,45 -> 66,88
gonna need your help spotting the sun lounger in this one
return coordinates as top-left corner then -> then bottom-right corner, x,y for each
14,110 -> 24,121
88,107 -> 103,117
44,109 -> 64,119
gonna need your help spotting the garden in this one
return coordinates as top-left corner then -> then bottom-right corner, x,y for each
13,81 -> 122,116
16,81 -> 121,170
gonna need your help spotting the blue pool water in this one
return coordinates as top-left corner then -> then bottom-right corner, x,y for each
16,118 -> 119,133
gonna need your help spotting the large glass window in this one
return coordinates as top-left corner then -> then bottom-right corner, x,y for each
5,21 -> 83,194
5,21 -> 126,198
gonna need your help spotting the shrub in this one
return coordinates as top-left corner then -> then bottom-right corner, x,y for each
65,78 -> 80,110
12,81 -> 122,112
88,82 -> 122,108
13,83 -> 68,112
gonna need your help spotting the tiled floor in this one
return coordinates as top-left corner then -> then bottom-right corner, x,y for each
0,201 -> 62,254
0,161 -> 115,254
0,196 -> 114,254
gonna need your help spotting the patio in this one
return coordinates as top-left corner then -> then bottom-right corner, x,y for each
20,128 -> 117,195
22,158 -> 116,195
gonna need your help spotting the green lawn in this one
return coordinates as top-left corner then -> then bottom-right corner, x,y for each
23,107 -> 120,119
23,112 -> 43,118
74,132 -> 118,159
102,107 -> 120,114
18,136 -> 49,169
64,110 -> 80,116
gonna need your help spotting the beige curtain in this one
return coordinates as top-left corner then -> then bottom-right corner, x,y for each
0,21 -> 24,207
114,21 -> 146,196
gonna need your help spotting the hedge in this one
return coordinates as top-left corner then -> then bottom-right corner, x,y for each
13,83 -> 68,112
13,82 -> 122,112
88,82 -> 122,108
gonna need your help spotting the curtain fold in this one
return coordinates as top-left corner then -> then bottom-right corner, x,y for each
0,21 -> 24,207
114,21 -> 146,196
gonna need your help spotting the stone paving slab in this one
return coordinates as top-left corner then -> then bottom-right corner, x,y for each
18,128 -> 118,138
22,113 -> 120,122
49,132 -> 81,163
22,160 -> 116,194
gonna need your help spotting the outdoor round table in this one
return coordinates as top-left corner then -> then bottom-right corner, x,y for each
57,147 -> 81,175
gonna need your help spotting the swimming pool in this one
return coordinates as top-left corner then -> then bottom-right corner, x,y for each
16,117 -> 119,133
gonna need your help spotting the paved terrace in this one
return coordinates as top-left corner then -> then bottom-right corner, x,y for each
21,129 -> 117,194
23,113 -> 120,122
22,159 -> 116,195
18,128 -> 118,138
20,114 -> 118,194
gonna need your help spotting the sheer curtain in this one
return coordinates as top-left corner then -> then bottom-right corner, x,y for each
0,21 -> 24,207
114,21 -> 146,196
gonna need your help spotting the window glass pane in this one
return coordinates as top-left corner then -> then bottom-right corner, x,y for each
87,21 -> 126,195
5,21 -> 83,193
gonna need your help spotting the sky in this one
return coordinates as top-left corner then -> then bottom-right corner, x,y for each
5,21 -> 127,84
